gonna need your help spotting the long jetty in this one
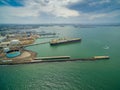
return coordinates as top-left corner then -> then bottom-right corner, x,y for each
33,56 -> 109,63
0,56 -> 110,65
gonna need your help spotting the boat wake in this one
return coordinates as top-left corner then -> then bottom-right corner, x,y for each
103,45 -> 110,50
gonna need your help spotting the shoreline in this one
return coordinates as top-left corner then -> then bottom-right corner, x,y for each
0,49 -> 37,65
0,38 -> 109,65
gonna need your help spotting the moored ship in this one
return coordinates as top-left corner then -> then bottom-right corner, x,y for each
50,38 -> 81,45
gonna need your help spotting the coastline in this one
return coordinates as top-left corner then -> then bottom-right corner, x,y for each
0,49 -> 37,65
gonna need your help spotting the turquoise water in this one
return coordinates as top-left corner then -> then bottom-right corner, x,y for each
0,26 -> 120,90
6,51 -> 21,58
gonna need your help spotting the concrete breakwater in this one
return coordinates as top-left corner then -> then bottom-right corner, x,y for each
0,56 -> 109,65
34,56 -> 71,60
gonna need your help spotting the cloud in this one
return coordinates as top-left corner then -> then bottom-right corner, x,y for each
51,7 -> 79,18
0,0 -> 80,18
27,0 -> 81,18
0,0 -> 10,5
89,0 -> 111,6
85,10 -> 120,20
0,6 -> 39,17
89,14 -> 107,20
0,0 -> 120,24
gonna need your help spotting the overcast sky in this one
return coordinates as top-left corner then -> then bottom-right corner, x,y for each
0,0 -> 120,24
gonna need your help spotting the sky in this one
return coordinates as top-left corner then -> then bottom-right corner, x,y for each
0,0 -> 120,24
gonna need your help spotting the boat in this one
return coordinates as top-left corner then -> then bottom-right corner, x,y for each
50,38 -> 81,45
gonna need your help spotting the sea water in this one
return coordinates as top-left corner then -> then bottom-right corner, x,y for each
0,25 -> 120,90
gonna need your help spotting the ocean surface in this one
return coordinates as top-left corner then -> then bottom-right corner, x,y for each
0,25 -> 120,90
